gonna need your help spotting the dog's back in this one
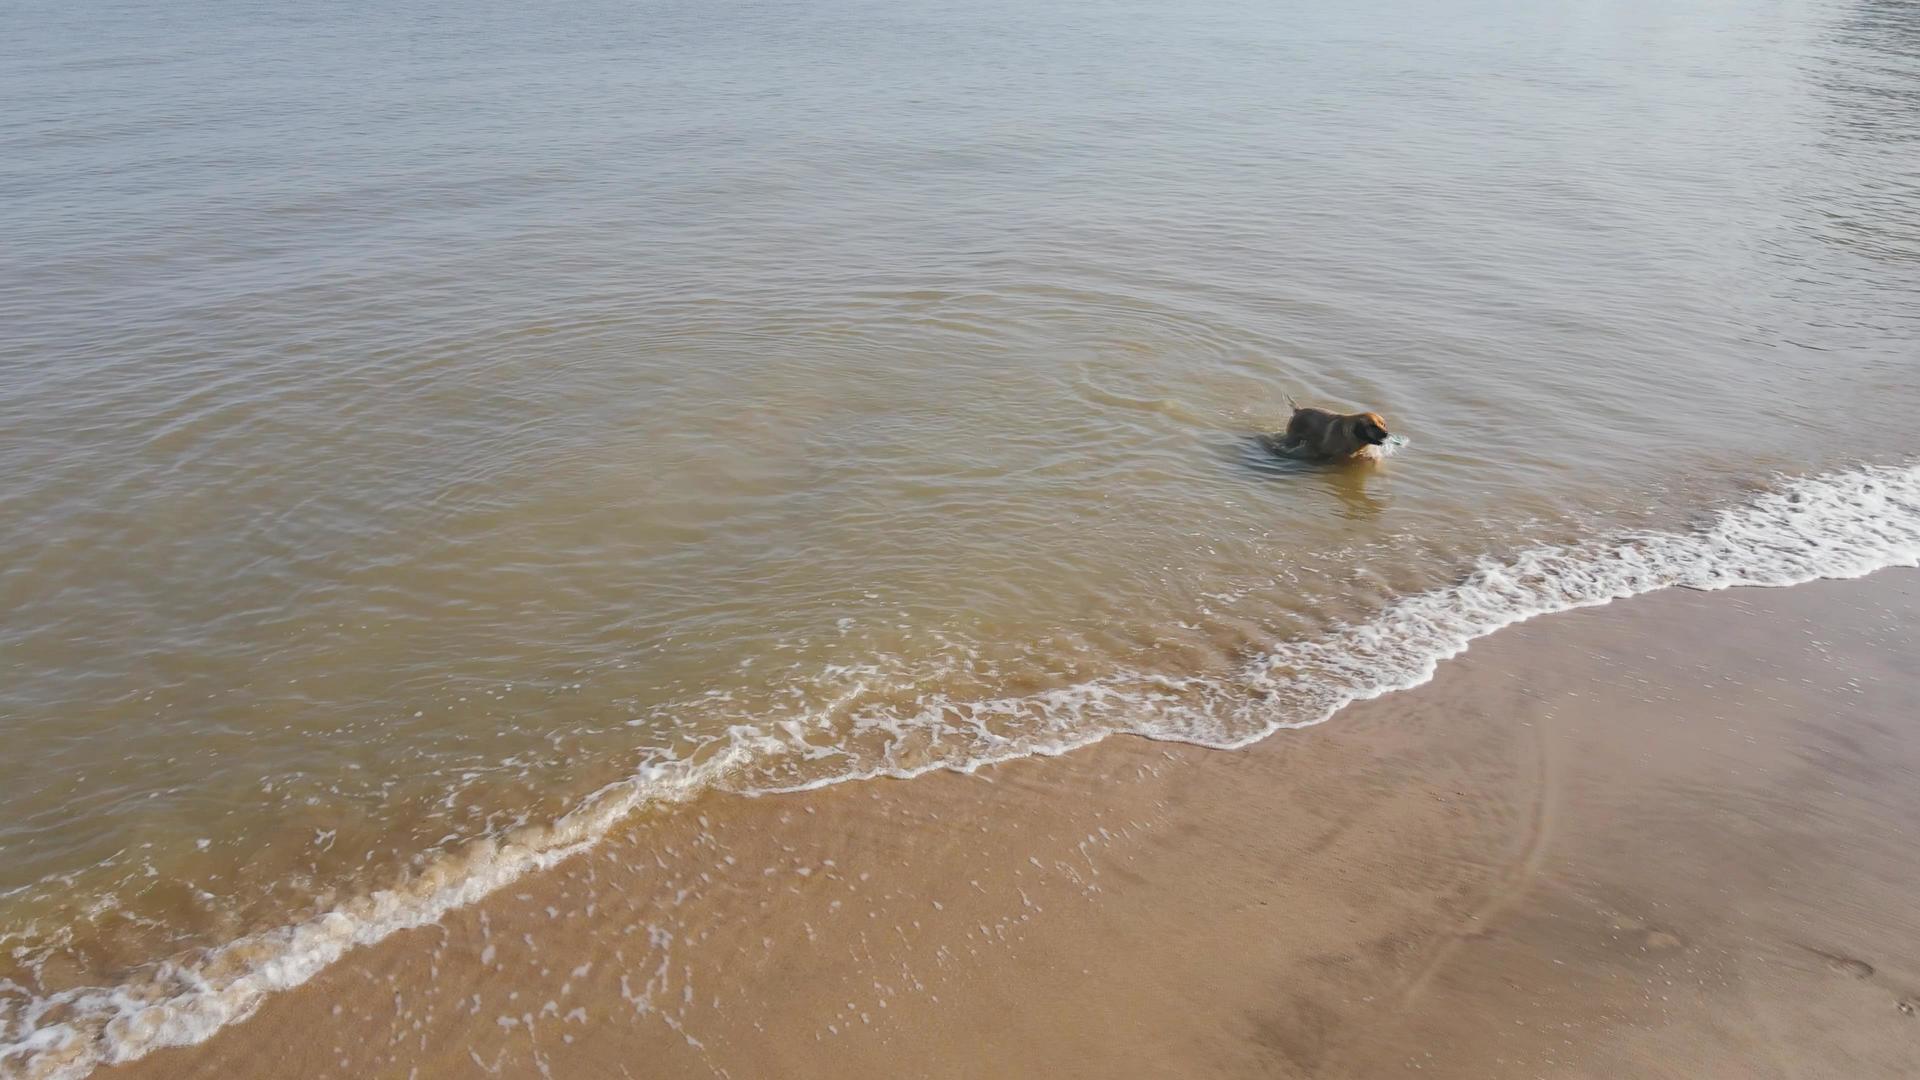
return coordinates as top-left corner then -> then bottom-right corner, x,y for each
1284,406 -> 1339,441
1258,406 -> 1336,459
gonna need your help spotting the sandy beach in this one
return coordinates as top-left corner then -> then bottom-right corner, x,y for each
10,2 -> 1920,1075
93,570 -> 1920,1079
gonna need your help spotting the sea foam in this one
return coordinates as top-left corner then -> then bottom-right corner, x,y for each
5,460 -> 1919,1080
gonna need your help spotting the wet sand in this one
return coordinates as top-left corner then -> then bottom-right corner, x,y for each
104,570 -> 1920,1079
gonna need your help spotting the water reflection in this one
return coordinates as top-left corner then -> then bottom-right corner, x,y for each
1237,436 -> 1388,521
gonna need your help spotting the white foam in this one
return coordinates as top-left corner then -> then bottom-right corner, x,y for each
1203,458 -> 1920,748
749,461 -> 1920,776
0,748 -> 753,1080
5,461 -> 1919,1079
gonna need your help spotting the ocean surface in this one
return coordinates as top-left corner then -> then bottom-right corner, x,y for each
3,0 -> 1918,1074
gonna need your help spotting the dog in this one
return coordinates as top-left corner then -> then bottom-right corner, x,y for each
1258,398 -> 1394,462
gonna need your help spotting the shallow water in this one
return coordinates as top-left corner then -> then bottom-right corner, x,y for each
2,0 -> 1918,1072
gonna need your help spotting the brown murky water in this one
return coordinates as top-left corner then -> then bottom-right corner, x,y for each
2,0 -> 1917,1072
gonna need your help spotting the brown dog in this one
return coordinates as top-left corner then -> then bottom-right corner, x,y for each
1259,399 -> 1394,461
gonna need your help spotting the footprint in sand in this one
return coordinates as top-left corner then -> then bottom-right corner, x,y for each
1798,944 -> 1875,980
1793,945 -> 1920,1016
1640,929 -> 1684,953
1605,913 -> 1686,955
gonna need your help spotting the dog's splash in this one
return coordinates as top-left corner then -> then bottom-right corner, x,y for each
1361,433 -> 1410,460
1258,432 -> 1408,462
6,460 -> 1920,1080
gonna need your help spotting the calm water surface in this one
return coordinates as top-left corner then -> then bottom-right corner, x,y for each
2,0 -> 1917,1069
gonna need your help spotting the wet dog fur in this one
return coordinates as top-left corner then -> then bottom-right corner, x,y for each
1259,399 -> 1393,462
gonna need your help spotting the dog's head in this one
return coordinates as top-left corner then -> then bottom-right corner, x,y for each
1347,412 -> 1391,447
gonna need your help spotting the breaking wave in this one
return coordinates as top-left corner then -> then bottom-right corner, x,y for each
6,460 -> 1919,1080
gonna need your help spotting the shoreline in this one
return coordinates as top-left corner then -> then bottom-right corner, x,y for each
16,459 -> 1920,1080
93,567 -> 1920,1079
